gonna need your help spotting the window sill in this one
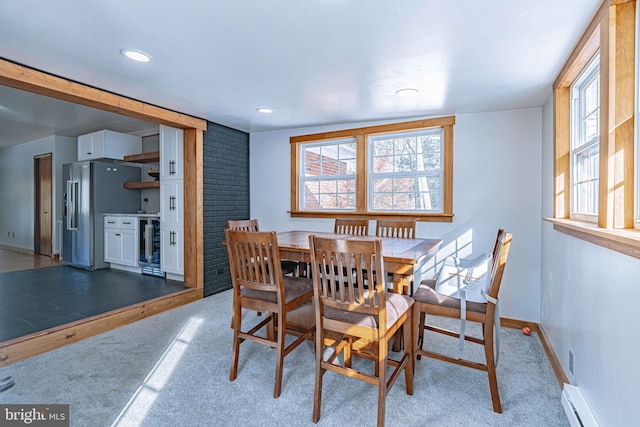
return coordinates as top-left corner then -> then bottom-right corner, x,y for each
289,211 -> 454,222
544,218 -> 640,259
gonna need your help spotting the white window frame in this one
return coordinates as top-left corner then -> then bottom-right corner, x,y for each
570,52 -> 600,223
299,138 -> 357,211
367,128 -> 444,213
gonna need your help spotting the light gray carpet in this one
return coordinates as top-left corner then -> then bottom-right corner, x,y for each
0,290 -> 567,426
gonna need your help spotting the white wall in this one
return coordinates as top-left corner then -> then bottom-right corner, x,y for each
540,98 -> 640,426
0,135 -> 76,252
250,108 -> 542,321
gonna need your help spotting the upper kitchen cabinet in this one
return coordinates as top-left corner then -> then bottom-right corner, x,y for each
159,125 -> 184,180
77,130 -> 142,161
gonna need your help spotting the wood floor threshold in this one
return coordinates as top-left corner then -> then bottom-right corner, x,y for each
0,288 -> 202,367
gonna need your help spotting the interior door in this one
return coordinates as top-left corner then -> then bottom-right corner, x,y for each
35,154 -> 53,256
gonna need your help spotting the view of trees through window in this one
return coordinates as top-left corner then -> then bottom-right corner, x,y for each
369,129 -> 443,211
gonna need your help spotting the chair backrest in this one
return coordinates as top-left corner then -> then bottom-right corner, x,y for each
487,229 -> 512,300
375,219 -> 416,239
227,219 -> 260,232
333,218 -> 369,236
309,235 -> 387,330
225,229 -> 284,298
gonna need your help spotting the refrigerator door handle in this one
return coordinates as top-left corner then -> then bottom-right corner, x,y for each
66,180 -> 79,231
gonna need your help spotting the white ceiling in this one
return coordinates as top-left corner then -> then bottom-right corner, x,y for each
0,0 -> 601,148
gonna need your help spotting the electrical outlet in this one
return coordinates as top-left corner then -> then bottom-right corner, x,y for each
569,349 -> 575,377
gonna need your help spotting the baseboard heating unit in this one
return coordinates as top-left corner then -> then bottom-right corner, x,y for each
562,384 -> 598,427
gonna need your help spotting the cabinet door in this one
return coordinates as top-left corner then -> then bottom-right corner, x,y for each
78,131 -> 106,160
161,228 -> 183,275
119,229 -> 138,267
104,228 -> 121,263
160,125 -> 184,180
160,181 -> 183,227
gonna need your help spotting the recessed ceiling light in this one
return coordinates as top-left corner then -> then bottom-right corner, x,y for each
121,49 -> 152,63
396,88 -> 419,97
257,108 -> 273,114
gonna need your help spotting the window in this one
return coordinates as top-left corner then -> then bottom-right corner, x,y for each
549,0 -> 640,258
570,53 -> 600,221
368,129 -> 443,212
291,116 -> 454,221
300,139 -> 356,210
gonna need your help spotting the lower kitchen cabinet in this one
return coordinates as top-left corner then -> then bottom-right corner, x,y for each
104,216 -> 139,269
161,227 -> 183,278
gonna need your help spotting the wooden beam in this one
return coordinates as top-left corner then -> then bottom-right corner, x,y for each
0,59 -> 207,131
183,128 -> 204,289
553,87 -> 571,219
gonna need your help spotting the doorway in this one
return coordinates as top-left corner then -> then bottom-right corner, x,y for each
34,153 -> 52,257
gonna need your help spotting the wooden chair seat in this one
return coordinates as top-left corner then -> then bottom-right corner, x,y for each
413,280 -> 488,315
242,276 -> 313,304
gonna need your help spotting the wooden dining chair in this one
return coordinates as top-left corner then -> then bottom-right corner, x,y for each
375,219 -> 416,239
309,235 -> 414,427
225,229 -> 314,398
375,219 -> 416,294
413,229 -> 512,413
334,218 -> 369,235
227,219 -> 299,276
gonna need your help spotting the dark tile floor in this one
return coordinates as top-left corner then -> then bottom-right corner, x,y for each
0,266 -> 187,342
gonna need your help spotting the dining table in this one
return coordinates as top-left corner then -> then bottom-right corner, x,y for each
276,230 -> 442,296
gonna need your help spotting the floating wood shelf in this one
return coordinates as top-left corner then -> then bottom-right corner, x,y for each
124,181 -> 160,189
123,151 -> 160,163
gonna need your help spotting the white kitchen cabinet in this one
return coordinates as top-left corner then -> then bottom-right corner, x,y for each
160,228 -> 184,277
159,125 -> 184,180
160,181 -> 184,227
78,130 -> 142,161
159,125 -> 184,279
104,216 -> 139,270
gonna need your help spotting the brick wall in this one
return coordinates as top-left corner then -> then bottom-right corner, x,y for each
203,122 -> 249,296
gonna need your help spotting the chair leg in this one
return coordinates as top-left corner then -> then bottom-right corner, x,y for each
377,338 -> 388,427
312,329 -> 324,424
229,304 -> 241,382
416,310 -> 426,360
484,320 -> 502,413
403,314 -> 414,395
274,313 -> 286,398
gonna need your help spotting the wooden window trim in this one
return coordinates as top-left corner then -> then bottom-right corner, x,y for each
552,0 -> 637,254
290,116 -> 455,222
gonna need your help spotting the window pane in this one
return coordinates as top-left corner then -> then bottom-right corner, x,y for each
319,194 -> 337,209
319,180 -> 337,193
394,177 -> 415,192
373,193 -> 392,210
373,156 -> 393,173
321,160 -> 339,176
393,193 -> 415,210
337,194 -> 355,209
394,155 -> 415,172
305,161 -> 321,176
372,139 -> 393,156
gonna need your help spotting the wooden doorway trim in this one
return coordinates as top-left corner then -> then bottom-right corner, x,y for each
0,59 -> 207,291
34,153 -> 53,257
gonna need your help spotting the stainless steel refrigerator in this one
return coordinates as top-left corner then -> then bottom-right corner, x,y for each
63,161 -> 141,270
